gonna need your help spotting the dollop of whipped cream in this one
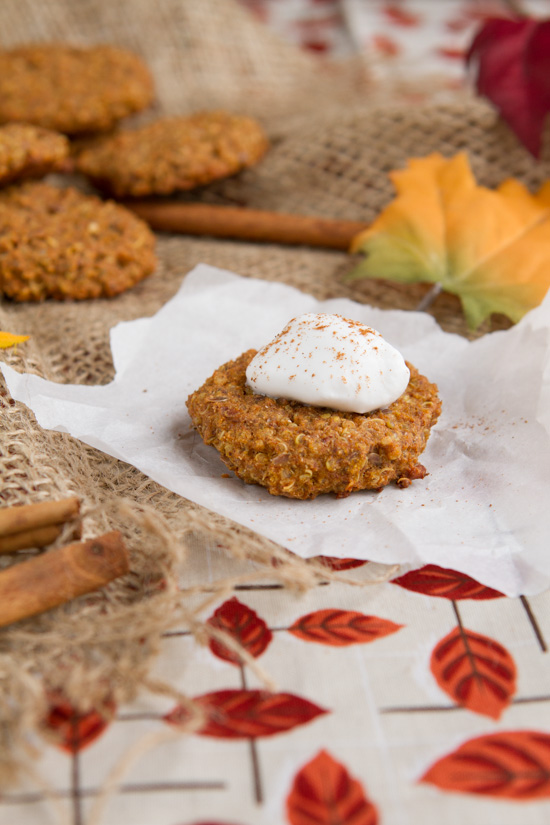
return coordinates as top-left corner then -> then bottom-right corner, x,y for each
245,313 -> 410,414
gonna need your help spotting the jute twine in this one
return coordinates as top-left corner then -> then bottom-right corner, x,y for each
1,0 -> 549,797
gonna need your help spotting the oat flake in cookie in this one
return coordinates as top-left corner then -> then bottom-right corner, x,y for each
187,314 -> 441,500
0,44 -> 154,135
0,182 -> 156,301
75,111 -> 269,197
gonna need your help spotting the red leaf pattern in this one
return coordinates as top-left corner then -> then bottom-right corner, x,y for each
392,565 -> 504,600
383,4 -> 420,27
422,730 -> 550,799
289,609 -> 402,646
431,627 -> 516,719
308,556 -> 369,571
437,46 -> 466,60
372,34 -> 402,57
165,690 -> 327,739
445,16 -> 471,33
44,698 -> 115,753
287,749 -> 378,825
207,597 -> 272,664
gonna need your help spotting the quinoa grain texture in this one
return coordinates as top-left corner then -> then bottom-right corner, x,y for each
187,349 -> 442,500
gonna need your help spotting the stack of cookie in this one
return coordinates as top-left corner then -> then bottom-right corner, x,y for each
0,43 -> 269,301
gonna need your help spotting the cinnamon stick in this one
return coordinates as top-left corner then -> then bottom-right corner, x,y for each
0,531 -> 130,629
0,525 -> 65,554
122,201 -> 368,250
0,497 -> 80,553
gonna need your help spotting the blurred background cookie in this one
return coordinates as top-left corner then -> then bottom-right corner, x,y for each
74,111 -> 269,197
0,44 -> 154,135
0,181 -> 156,301
0,123 -> 70,186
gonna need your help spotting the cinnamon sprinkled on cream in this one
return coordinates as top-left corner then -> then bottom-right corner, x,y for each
245,313 -> 410,413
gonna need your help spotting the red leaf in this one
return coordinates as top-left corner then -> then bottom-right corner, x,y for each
275,554 -> 368,572
287,749 -> 378,825
437,46 -> 466,60
372,34 -> 402,57
165,690 -> 327,739
206,597 -> 272,664
289,609 -> 402,646
392,564 -> 505,600
383,4 -> 420,27
308,556 -> 369,571
44,698 -> 115,753
301,40 -> 331,54
421,730 -> 550,798
431,627 -> 516,719
445,17 -> 471,33
467,17 -> 550,157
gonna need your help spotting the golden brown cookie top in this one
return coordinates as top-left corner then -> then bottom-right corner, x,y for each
75,111 -> 269,197
0,123 -> 70,186
0,44 -> 154,135
0,181 -> 156,301
187,350 -> 441,500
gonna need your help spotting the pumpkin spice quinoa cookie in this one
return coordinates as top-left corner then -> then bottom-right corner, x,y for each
0,123 -> 70,187
0,44 -> 154,135
186,349 -> 441,500
74,111 -> 269,197
0,181 -> 156,301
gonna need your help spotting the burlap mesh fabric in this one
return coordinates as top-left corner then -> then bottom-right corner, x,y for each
1,0 -> 549,784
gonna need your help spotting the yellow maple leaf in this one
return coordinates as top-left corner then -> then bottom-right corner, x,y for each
0,331 -> 29,349
349,152 -> 550,328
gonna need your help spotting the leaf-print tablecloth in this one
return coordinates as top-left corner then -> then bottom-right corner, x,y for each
236,0 -> 550,78
4,547 -> 549,825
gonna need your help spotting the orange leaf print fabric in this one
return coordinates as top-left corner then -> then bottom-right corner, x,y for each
287,749 -> 378,825
44,697 -> 115,753
308,556 -> 368,571
383,4 -> 420,26
392,564 -> 504,600
422,731 -> 550,799
165,690 -> 327,739
207,597 -> 272,664
431,627 -> 516,719
288,610 -> 402,646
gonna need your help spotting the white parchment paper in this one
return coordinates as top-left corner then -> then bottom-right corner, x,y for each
3,264 -> 550,596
